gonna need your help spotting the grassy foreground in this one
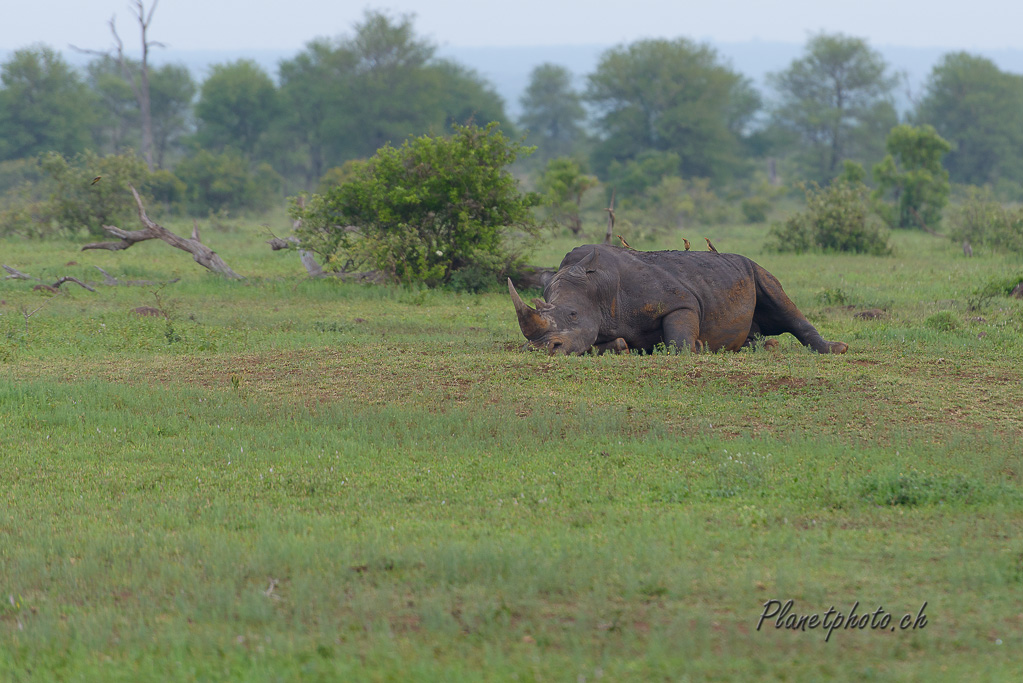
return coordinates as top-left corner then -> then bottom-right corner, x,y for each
2,221 -> 1022,681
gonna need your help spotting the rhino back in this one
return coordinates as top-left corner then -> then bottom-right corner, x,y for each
560,245 -> 759,348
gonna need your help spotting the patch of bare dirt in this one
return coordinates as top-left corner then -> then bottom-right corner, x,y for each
854,308 -> 887,320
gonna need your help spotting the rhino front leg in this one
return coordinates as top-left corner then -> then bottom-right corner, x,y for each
661,309 -> 701,353
591,338 -> 629,355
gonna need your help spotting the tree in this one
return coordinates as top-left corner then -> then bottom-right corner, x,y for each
519,63 -> 587,162
914,52 -> 1023,187
277,11 -> 512,187
585,38 -> 760,184
537,157 -> 599,235
768,33 -> 898,182
87,57 -> 195,166
432,61 -> 510,131
872,124 -> 951,230
0,46 -> 96,162
74,1 -> 164,169
148,64 -> 196,168
195,60 -> 280,159
86,54 -> 139,154
291,123 -> 543,286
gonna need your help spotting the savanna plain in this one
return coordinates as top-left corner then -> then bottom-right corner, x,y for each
1,217 -> 1022,681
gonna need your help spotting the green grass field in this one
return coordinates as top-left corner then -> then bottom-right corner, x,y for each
2,219 -> 1022,681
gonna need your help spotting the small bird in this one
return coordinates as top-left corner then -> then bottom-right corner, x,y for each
617,234 -> 633,249
683,237 -> 691,251
705,237 -> 718,253
91,176 -> 102,185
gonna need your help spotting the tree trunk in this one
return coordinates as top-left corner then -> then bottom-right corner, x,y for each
82,186 -> 243,279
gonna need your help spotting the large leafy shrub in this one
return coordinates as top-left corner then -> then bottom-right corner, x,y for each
291,123 -> 544,286
768,180 -> 891,255
39,150 -> 152,236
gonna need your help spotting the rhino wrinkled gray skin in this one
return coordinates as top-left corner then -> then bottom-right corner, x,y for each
509,244 -> 848,356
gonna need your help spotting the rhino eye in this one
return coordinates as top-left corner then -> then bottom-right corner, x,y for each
568,310 -> 578,319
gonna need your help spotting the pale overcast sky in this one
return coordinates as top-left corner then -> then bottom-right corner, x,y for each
1,0 -> 1021,52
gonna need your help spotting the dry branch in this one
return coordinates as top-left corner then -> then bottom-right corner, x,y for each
82,186 -> 243,279
3,265 -> 96,292
908,206 -> 946,238
264,201 -> 328,278
3,265 -> 38,281
266,234 -> 325,278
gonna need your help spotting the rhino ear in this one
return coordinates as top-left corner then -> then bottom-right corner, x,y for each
533,298 -> 554,312
577,247 -> 599,273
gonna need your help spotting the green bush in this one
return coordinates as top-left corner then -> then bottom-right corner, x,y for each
536,157 -> 599,235
768,180 -> 891,255
0,184 -> 53,239
174,149 -> 283,215
966,273 -> 1023,311
38,150 -> 152,236
816,288 -> 849,306
147,169 -> 187,214
924,311 -> 958,332
0,158 -> 46,196
644,176 -> 730,228
0,158 -> 51,238
291,123 -> 544,287
947,186 -> 1023,255
858,471 -> 998,506
740,195 -> 771,223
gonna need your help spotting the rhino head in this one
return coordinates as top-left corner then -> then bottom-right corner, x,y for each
508,249 -> 602,355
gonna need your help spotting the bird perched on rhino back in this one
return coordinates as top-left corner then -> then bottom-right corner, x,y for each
705,237 -> 718,253
509,244 -> 848,356
683,237 -> 691,251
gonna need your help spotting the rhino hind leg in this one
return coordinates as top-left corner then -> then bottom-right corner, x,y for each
753,267 -> 848,354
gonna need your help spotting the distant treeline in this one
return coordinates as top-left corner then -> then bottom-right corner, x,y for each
2,10 -> 1022,216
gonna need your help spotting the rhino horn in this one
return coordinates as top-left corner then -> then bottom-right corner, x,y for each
508,278 -> 550,339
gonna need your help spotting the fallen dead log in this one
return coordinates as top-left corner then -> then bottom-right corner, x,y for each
3,265 -> 97,292
82,186 -> 243,279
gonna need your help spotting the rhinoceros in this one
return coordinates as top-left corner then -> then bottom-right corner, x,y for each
508,244 -> 848,355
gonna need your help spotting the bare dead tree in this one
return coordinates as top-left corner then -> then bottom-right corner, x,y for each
603,190 -> 616,245
82,186 -> 243,279
73,1 -> 162,169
